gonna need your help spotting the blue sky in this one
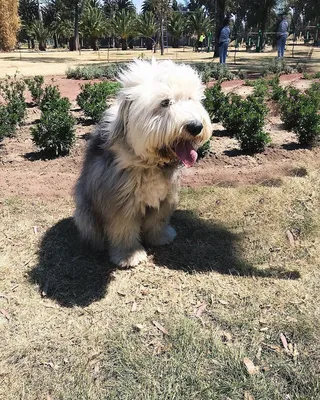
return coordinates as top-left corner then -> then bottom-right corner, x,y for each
133,0 -> 142,13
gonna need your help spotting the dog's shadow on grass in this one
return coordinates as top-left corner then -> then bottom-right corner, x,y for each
151,210 -> 300,280
29,217 -> 114,308
29,211 -> 300,307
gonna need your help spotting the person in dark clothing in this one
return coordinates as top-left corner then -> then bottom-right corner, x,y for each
219,17 -> 231,64
277,14 -> 289,58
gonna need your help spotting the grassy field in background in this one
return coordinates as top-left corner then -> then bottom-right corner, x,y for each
0,44 -> 319,78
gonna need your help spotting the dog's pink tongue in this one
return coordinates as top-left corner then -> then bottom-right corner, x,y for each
174,142 -> 198,168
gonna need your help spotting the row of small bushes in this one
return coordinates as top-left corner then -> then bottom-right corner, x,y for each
66,62 -> 236,83
0,75 -> 121,157
66,58 -> 308,85
202,77 -> 320,154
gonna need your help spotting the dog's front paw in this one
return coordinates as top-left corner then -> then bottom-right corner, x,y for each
110,246 -> 148,267
145,225 -> 177,246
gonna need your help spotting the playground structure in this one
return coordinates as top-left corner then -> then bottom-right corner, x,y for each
245,24 -> 319,54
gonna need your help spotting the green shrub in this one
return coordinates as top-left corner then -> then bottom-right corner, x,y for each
40,85 -> 69,112
267,76 -> 286,101
66,63 -> 127,80
203,83 -> 228,122
32,87 -> 75,157
198,139 -> 211,158
0,76 -> 26,131
221,94 -> 270,153
262,58 -> 293,76
0,105 -> 15,140
234,96 -> 270,154
190,62 -> 235,83
279,87 -> 302,131
312,71 -> 320,79
25,75 -> 44,104
305,82 -> 320,109
77,81 -> 120,122
292,96 -> 320,146
221,94 -> 244,137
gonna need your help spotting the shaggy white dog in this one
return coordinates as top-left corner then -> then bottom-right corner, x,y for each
74,59 -> 212,267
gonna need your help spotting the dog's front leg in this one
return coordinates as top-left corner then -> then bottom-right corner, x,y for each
107,213 -> 147,268
142,196 -> 178,246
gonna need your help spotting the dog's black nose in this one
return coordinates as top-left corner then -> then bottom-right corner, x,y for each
186,121 -> 203,136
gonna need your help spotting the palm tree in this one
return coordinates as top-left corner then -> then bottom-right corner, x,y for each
18,0 -> 39,48
112,9 -> 137,50
104,0 -> 135,16
168,12 -> 186,48
136,11 -> 157,50
28,19 -> 51,51
141,0 -> 155,14
188,8 -> 211,51
81,4 -> 108,50
153,0 -> 172,55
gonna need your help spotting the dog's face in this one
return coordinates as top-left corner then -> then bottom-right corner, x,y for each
115,59 -> 212,167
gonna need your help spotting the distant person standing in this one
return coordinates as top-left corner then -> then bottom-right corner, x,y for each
277,14 -> 288,58
219,17 -> 231,64
199,33 -> 206,51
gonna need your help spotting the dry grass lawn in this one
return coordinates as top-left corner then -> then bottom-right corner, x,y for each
1,168 -> 320,399
0,44 -> 319,78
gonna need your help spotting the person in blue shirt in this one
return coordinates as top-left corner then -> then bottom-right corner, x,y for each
277,14 -> 289,58
219,17 -> 231,64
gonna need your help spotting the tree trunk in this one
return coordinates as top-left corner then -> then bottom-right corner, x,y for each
214,0 -> 226,57
53,34 -> 58,48
121,37 -> 127,50
146,37 -> 153,50
73,2 -> 80,51
160,17 -> 164,55
91,37 -> 98,51
39,40 -> 46,51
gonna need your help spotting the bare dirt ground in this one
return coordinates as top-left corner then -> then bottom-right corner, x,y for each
1,74 -> 319,200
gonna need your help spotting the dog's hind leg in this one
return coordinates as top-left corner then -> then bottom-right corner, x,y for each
142,196 -> 178,246
107,213 -> 148,268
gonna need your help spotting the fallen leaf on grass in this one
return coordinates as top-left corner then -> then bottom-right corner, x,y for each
132,324 -> 144,332
117,291 -> 126,297
152,321 -> 169,335
280,333 -> 289,351
286,230 -> 295,247
243,357 -> 259,375
0,309 -> 10,321
218,299 -> 229,305
41,279 -> 49,298
221,331 -> 232,343
195,302 -> 207,318
244,391 -> 255,400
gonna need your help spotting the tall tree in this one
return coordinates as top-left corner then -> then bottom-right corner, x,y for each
188,7 -> 211,50
153,0 -> 172,55
64,0 -> 86,51
81,3 -> 108,50
28,20 -> 51,50
0,0 -> 20,51
136,11 -> 158,50
18,0 -> 39,48
112,9 -> 136,50
168,12 -> 186,47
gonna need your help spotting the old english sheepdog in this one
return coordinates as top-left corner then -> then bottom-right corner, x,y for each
74,59 -> 212,267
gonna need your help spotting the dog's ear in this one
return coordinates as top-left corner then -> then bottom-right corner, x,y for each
108,97 -> 132,144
